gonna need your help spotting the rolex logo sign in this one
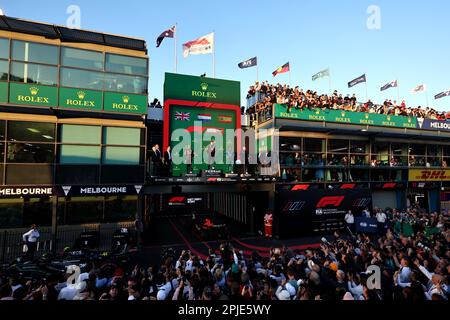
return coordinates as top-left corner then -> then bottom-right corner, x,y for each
192,82 -> 217,99
16,85 -> 49,104
77,91 -> 86,99
111,94 -> 139,111
30,87 -> 39,96
122,96 -> 130,104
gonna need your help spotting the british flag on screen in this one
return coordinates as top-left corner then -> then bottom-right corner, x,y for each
175,112 -> 190,121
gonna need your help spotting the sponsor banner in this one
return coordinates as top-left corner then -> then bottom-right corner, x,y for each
355,217 -> 378,234
164,73 -> 240,106
104,92 -> 147,114
9,83 -> 58,107
416,119 -> 450,132
58,185 -> 143,196
409,169 -> 450,182
274,104 -> 417,129
164,193 -> 206,212
276,188 -> 372,238
59,87 -> 103,111
0,82 -> 7,103
0,186 -> 55,198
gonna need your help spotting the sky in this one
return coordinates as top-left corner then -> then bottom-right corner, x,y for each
1,0 -> 450,111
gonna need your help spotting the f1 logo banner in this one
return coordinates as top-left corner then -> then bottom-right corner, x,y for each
276,188 -> 372,238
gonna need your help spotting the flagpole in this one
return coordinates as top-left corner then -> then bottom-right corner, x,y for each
328,70 -> 332,95
256,62 -> 259,82
174,23 -> 178,73
212,30 -> 216,78
365,78 -> 368,102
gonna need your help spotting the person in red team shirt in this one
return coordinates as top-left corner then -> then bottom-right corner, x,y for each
264,212 -> 273,238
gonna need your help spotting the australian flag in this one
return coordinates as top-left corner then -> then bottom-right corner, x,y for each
348,74 -> 366,88
156,26 -> 175,48
380,80 -> 398,91
238,57 -> 257,69
435,90 -> 450,100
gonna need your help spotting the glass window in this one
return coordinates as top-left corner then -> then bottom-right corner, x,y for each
61,197 -> 104,225
304,138 -> 325,152
350,141 -> 368,154
104,196 -> 137,222
0,120 -> 5,140
0,60 -> 8,81
0,38 -> 9,59
61,47 -> 103,70
7,143 -> 55,163
328,139 -> 349,153
11,40 -> 58,65
60,124 -> 101,144
102,146 -> 141,165
8,121 -> 55,142
104,73 -> 147,94
103,127 -> 141,146
0,199 -> 23,228
105,53 -> 147,76
59,145 -> 101,164
23,198 -> 52,227
444,146 -> 450,157
409,144 -> 426,155
10,62 -> 57,86
60,67 -> 104,90
391,143 -> 408,156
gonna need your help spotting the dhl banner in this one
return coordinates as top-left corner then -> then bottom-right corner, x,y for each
409,169 -> 450,182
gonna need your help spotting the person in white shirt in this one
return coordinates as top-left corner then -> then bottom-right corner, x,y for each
344,210 -> 355,233
395,258 -> 412,288
375,210 -> 387,235
362,208 -> 371,218
22,224 -> 40,260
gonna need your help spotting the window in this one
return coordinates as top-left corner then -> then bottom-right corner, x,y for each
0,199 -> 23,228
59,145 -> 101,164
104,73 -> 147,94
103,127 -> 141,146
105,53 -> 147,76
350,141 -> 368,154
102,146 -> 141,165
60,67 -> 104,90
60,197 -> 104,225
0,60 -> 8,81
61,47 -> 103,70
10,62 -> 58,86
60,124 -> 101,144
304,138 -> 325,152
11,40 -> 58,65
8,121 -> 55,142
328,139 -> 349,153
7,142 -> 54,163
104,196 -> 137,222
0,38 -> 9,59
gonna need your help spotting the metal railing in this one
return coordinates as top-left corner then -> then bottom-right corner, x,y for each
0,222 -> 134,263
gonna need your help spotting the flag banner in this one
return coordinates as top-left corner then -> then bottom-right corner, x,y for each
218,115 -> 233,123
348,74 -> 366,88
435,90 -> 450,99
380,80 -> 398,91
312,68 -> 330,81
183,32 -> 214,58
156,25 -> 175,48
238,57 -> 257,69
175,112 -> 190,121
197,114 -> 212,121
273,62 -> 290,77
185,126 -> 224,134
411,84 -> 427,94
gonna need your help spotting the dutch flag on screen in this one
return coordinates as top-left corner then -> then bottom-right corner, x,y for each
197,114 -> 212,121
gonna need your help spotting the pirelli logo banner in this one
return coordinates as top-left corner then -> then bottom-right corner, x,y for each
409,169 -> 450,182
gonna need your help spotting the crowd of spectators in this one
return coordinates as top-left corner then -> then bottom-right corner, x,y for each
1,207 -> 448,302
246,81 -> 450,123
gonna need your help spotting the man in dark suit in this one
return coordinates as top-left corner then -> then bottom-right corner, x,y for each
163,146 -> 172,176
206,140 -> 216,170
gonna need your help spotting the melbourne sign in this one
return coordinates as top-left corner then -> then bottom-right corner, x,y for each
9,83 -> 58,107
104,92 -> 147,114
59,88 -> 103,111
164,73 -> 240,106
276,188 -> 372,238
417,118 -> 450,132
0,187 -> 54,197
274,104 -> 418,129
409,169 -> 450,182
60,185 -> 143,196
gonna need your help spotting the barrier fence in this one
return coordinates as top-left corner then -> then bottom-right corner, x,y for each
0,222 -> 134,263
